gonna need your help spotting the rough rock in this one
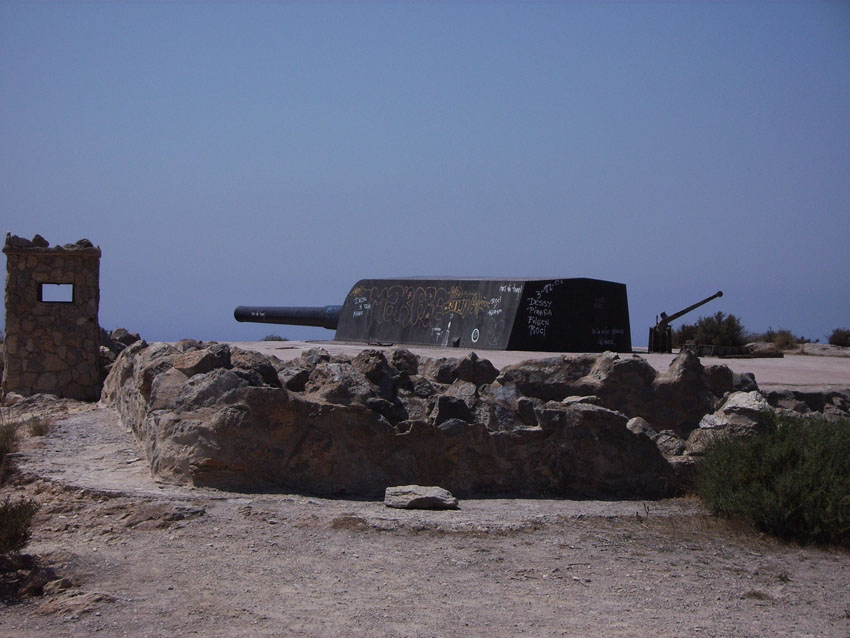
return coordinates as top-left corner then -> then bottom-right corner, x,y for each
453,352 -> 499,386
304,361 -> 376,406
719,391 -> 772,418
626,417 -> 685,457
277,361 -> 312,392
688,390 -> 774,454
175,339 -> 203,353
148,368 -> 189,411
764,389 -> 811,414
111,328 -> 141,347
173,349 -> 225,377
703,364 -> 734,396
101,343 -> 849,499
419,357 -> 459,385
496,355 -> 597,402
390,348 -> 419,375
732,372 -> 759,392
174,369 -> 251,410
745,341 -> 784,358
102,343 -> 680,498
498,350 -> 723,436
562,395 -> 602,407
444,380 -> 478,410
230,347 -> 281,387
763,388 -> 850,415
685,428 -> 727,456
429,394 -> 473,425
351,350 -> 396,399
626,416 -> 656,437
653,430 -> 687,457
384,485 -> 459,510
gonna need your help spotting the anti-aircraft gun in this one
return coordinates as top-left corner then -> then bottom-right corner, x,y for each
648,290 -> 723,353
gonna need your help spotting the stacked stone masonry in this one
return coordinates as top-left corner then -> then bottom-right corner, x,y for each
2,233 -> 102,401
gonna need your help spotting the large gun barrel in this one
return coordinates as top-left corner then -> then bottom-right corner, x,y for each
234,305 -> 342,330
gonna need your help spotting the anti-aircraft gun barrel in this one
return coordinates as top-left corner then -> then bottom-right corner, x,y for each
648,290 -> 724,353
657,290 -> 723,328
234,305 -> 342,330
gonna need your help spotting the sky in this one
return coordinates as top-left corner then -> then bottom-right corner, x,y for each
1,1 -> 848,346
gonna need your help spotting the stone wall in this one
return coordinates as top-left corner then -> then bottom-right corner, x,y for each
2,233 -> 102,401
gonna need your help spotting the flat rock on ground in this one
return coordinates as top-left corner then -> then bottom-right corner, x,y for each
384,485 -> 459,510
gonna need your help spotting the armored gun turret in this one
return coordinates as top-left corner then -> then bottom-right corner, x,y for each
235,277 -> 632,353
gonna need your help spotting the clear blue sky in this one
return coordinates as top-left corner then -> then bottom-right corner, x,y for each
2,2 -> 848,346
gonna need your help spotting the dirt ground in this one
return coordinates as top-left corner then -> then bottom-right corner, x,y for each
1,400 -> 849,637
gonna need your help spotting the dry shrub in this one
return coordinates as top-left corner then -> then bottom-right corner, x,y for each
27,417 -> 52,437
0,418 -> 17,483
0,497 -> 39,554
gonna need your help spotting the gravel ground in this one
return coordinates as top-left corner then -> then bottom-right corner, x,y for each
1,400 -> 849,637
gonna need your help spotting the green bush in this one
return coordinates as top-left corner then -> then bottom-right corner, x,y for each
262,334 -> 288,342
674,312 -> 746,348
696,413 -> 850,547
829,328 -> 850,348
0,497 -> 40,554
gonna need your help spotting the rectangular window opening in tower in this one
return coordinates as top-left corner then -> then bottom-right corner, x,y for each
39,283 -> 74,303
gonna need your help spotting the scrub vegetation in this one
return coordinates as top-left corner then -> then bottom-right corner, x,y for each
671,313 -> 850,351
0,411 -> 41,555
829,328 -> 850,348
673,312 -> 747,348
696,413 -> 850,547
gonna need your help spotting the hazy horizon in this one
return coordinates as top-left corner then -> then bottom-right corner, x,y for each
2,2 -> 848,346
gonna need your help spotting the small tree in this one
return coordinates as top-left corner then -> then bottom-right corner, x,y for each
828,328 -> 850,348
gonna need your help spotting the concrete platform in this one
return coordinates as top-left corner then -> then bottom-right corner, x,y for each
230,340 -> 850,391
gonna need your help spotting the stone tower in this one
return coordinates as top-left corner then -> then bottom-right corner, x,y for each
2,233 -> 102,401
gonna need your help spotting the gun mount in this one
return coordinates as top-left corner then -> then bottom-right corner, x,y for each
235,277 -> 632,353
648,290 -> 723,353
